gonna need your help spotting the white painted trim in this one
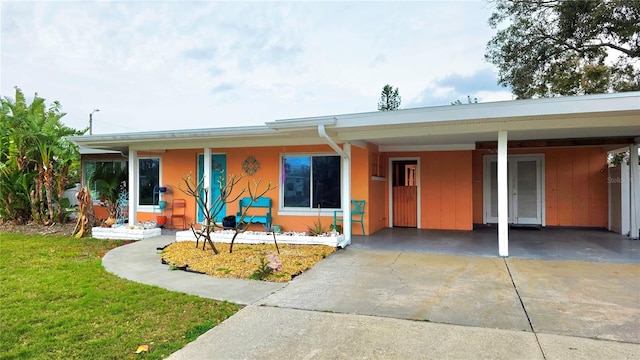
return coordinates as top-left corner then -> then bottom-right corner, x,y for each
482,156 -> 491,224
277,209 -> 341,217
630,144 -> 639,239
498,131 -> 509,257
197,151 -> 228,224
138,205 -> 159,213
82,158 -> 127,204
137,156 -> 162,207
69,92 -> 640,153
343,143 -> 352,244
608,165 -> 613,231
540,155 -> 546,227
175,230 -> 349,248
387,157 -> 421,229
92,227 -> 161,240
128,150 -> 138,225
483,154 -> 545,226
617,162 -> 631,235
379,144 -> 476,152
278,152 -> 345,213
266,116 -> 336,130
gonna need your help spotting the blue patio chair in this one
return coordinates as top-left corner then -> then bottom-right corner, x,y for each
333,200 -> 366,235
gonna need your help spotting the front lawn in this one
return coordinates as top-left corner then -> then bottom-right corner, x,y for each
0,233 -> 241,359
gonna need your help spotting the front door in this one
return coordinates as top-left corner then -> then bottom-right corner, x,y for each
391,160 -> 418,227
484,155 -> 544,225
197,154 -> 227,223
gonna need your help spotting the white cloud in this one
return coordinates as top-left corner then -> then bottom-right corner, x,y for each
1,1 -> 513,134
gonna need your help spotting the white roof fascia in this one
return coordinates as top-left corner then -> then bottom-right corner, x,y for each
330,91 -> 640,129
127,135 -> 329,151
265,116 -> 336,131
68,125 -> 276,147
71,125 -> 274,142
68,92 -> 640,152
78,147 -> 121,155
336,113 -> 639,142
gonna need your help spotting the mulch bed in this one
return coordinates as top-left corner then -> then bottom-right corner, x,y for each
160,241 -> 336,282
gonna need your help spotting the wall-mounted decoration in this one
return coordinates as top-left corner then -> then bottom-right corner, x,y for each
242,155 -> 260,176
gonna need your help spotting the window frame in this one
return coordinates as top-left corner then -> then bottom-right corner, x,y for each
81,159 -> 128,205
278,153 -> 342,216
137,156 -> 162,212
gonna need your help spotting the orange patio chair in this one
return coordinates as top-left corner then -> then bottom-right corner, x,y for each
170,199 -> 187,230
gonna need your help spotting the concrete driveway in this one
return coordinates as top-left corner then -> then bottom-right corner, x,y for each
260,249 -> 639,343
104,236 -> 640,359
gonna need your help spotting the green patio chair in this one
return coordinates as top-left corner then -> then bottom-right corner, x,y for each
333,200 -> 366,235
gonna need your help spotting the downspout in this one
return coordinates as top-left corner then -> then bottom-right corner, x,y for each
318,124 -> 351,246
318,123 -> 348,159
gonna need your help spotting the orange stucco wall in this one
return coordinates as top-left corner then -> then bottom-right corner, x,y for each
87,144 -> 610,232
382,151 -> 474,231
472,147 -> 608,227
350,145 -> 368,235
367,143 -> 387,234
135,145 -> 373,233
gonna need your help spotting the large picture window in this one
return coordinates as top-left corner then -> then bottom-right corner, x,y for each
82,160 -> 127,201
139,158 -> 160,206
282,155 -> 341,209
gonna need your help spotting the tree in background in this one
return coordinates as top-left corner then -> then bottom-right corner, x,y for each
451,95 -> 478,105
0,87 -> 85,224
377,84 -> 401,110
485,0 -> 640,98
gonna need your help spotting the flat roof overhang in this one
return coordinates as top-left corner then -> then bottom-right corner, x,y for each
69,92 -> 640,153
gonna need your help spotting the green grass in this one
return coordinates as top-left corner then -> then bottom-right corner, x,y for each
0,233 -> 241,359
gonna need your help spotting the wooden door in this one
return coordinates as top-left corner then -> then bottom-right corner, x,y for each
392,161 -> 418,227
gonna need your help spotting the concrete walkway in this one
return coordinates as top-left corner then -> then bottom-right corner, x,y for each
102,235 -> 640,359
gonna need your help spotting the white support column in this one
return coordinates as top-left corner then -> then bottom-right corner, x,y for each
203,148 -> 211,224
630,144 -> 639,239
497,131 -> 509,256
342,143 -> 352,245
128,150 -> 138,225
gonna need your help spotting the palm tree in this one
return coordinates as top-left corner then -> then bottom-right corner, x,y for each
0,87 -> 85,224
87,165 -> 128,226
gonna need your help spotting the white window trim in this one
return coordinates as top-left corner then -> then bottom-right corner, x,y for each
278,152 -> 342,216
82,159 -> 127,205
137,156 -> 162,211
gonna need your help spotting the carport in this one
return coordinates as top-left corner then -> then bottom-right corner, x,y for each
351,227 -> 640,263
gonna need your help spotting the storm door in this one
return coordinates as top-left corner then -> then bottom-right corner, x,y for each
484,155 -> 543,225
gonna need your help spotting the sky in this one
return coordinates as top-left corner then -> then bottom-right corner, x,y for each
1,1 -> 513,135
